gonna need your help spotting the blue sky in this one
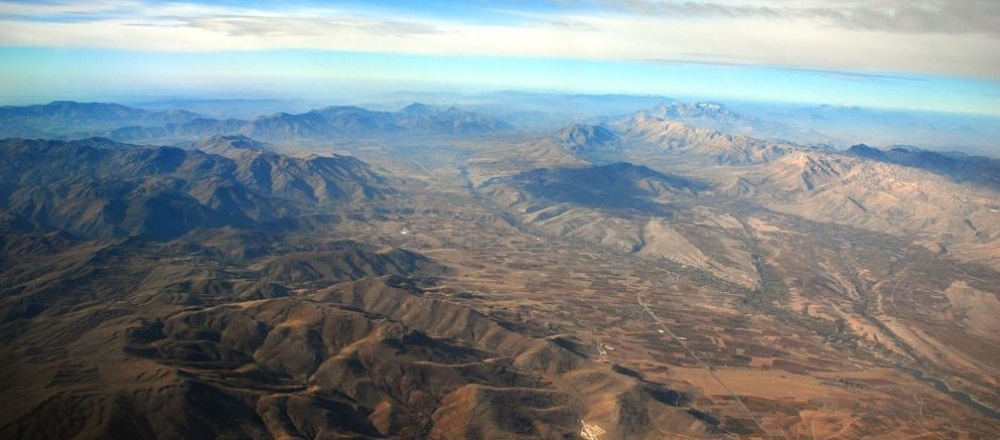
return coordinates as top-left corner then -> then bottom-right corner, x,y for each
1,0 -> 998,115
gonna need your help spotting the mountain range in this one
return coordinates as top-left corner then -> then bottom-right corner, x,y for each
0,101 -> 202,139
0,101 -> 513,144
3,95 -> 1000,439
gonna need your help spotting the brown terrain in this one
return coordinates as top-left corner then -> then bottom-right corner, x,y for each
1,103 -> 1000,439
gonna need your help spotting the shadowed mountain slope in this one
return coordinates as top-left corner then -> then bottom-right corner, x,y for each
0,137 -> 392,240
495,162 -> 704,212
846,144 -> 1000,190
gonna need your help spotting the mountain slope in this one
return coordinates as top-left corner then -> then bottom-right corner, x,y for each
506,124 -> 621,167
194,134 -> 392,203
0,137 -> 392,240
504,162 -> 702,210
717,149 -> 1000,269
615,114 -> 796,165
846,144 -> 1000,190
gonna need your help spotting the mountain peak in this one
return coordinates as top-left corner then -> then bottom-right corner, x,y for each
400,102 -> 437,115
846,143 -> 887,160
556,124 -> 619,150
196,134 -> 274,157
643,101 -> 737,120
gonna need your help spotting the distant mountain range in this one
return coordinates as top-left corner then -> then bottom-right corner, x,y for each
500,111 -> 806,170
5,97 -> 998,157
0,101 -> 203,138
0,101 -> 513,143
383,91 -> 1000,155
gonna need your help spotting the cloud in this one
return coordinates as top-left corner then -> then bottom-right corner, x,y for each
178,15 -> 440,39
558,0 -> 1000,36
640,57 -> 926,83
801,1 -> 1000,36
0,0 -> 998,79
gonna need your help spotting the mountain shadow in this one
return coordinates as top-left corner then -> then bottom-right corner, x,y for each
507,162 -> 706,213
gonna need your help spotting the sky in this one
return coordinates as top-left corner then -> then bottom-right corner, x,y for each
0,0 -> 998,115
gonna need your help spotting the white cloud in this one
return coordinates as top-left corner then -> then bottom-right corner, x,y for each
0,0 -> 997,79
566,0 -> 1000,35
